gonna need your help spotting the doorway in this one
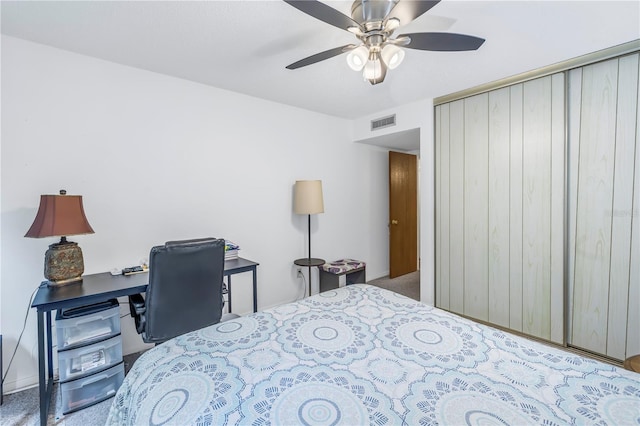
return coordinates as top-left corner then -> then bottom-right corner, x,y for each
354,128 -> 420,296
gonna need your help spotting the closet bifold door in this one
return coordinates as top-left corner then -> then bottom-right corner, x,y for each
435,73 -> 565,344
568,53 -> 640,361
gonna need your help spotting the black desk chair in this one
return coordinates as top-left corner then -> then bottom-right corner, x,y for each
129,238 -> 238,345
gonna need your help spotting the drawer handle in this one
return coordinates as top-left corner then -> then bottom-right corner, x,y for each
81,372 -> 110,385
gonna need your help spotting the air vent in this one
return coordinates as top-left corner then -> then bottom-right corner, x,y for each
371,114 -> 396,131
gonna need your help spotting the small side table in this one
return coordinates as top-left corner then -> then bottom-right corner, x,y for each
623,354 -> 640,373
294,257 -> 325,297
319,259 -> 366,292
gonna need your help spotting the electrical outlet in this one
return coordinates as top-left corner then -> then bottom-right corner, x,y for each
297,268 -> 303,277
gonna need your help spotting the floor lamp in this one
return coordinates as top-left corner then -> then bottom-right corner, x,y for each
293,180 -> 325,297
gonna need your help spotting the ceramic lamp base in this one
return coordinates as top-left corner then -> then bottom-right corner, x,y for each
44,240 -> 84,286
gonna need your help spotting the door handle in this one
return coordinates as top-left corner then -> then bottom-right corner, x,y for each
391,220 -> 399,225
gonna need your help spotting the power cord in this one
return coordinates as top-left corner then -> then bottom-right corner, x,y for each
2,285 -> 39,387
118,300 -> 131,319
296,270 -> 308,301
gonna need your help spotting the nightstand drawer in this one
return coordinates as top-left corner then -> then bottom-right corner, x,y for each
60,362 -> 124,414
58,335 -> 123,382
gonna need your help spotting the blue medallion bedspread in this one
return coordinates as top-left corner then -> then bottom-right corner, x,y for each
107,284 -> 640,425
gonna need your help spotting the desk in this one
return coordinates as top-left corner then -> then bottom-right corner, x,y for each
31,257 -> 258,426
223,257 -> 259,314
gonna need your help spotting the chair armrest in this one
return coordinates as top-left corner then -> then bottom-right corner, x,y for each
128,293 -> 146,334
129,293 -> 145,315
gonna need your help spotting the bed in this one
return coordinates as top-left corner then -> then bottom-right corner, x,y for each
107,284 -> 640,425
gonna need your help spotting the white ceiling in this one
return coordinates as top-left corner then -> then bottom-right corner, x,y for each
1,1 -> 639,120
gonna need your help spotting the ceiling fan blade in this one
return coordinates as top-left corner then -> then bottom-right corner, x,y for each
400,32 -> 485,51
286,44 -> 356,70
386,1 -> 441,26
284,0 -> 360,32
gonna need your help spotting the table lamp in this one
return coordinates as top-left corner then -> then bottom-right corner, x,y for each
25,190 -> 95,286
293,180 -> 324,296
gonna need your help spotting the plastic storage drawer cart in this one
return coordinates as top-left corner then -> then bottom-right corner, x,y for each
60,363 -> 124,414
56,299 -> 124,414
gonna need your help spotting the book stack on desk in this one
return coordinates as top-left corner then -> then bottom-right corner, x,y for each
225,240 -> 240,260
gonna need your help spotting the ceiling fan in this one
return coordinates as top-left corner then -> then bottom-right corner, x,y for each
284,0 -> 485,85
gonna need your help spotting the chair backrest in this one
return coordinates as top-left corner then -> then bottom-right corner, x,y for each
143,237 -> 226,343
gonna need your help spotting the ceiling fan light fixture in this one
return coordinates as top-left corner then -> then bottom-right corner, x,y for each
283,0 -> 486,86
384,17 -> 401,32
381,44 -> 405,69
346,45 -> 369,71
363,52 -> 387,85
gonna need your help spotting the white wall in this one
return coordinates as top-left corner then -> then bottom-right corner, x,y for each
0,36 -> 390,392
352,98 -> 435,306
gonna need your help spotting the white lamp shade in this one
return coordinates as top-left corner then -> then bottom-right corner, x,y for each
294,180 -> 324,214
346,46 -> 369,71
381,44 -> 405,70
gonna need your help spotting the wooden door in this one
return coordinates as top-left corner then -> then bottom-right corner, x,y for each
389,151 -> 418,278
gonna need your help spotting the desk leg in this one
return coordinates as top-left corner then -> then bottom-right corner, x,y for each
46,313 -> 53,383
227,276 -> 232,314
37,311 -> 51,426
252,267 -> 257,313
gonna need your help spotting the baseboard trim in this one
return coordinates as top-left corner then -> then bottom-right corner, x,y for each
2,374 -> 45,396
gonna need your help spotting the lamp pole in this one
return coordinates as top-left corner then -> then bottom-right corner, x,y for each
307,214 -> 312,297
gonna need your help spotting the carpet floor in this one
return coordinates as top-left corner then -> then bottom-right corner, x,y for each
367,270 -> 420,301
1,351 -> 144,426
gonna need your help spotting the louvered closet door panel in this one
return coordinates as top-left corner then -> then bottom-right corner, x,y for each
488,87 -> 511,328
550,73 -> 566,344
439,104 -> 451,310
607,54 -> 638,359
463,93 -> 489,322
570,54 -> 640,360
522,77 -> 553,340
567,67 -> 582,345
448,101 -> 466,314
509,84 -> 524,333
571,59 -> 619,355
